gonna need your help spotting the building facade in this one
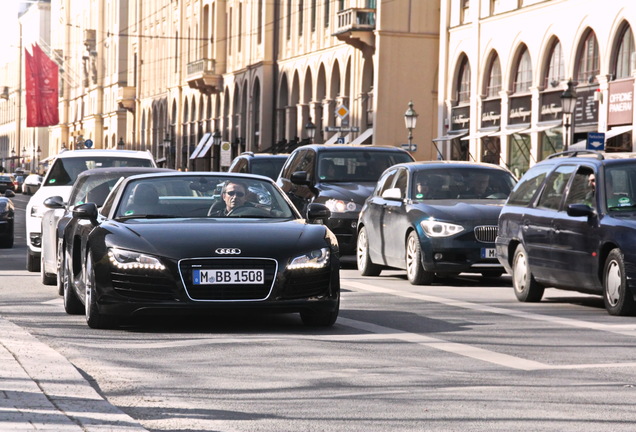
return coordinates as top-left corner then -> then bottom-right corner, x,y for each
0,0 -> 440,172
438,0 -> 636,178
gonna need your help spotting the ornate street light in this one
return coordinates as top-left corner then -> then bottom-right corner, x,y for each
117,137 -> 125,150
404,101 -> 418,150
163,133 -> 172,168
305,119 -> 316,144
212,130 -> 222,146
560,80 -> 577,151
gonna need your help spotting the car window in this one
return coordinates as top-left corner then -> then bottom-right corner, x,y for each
412,167 -> 516,200
606,165 -> 636,210
45,156 -> 154,186
563,167 -> 595,208
250,158 -> 287,180
280,150 -> 306,179
376,169 -> 398,197
317,151 -> 413,183
536,165 -> 576,210
507,164 -> 552,206
393,169 -> 408,197
69,175 -> 123,207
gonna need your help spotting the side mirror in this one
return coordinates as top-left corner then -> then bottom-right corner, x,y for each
43,195 -> 65,209
290,171 -> 311,186
4,190 -> 15,198
381,187 -> 402,201
567,203 -> 595,218
307,202 -> 331,223
72,202 -> 99,225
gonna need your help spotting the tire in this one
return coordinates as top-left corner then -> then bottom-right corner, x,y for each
603,248 -> 636,316
357,226 -> 382,276
300,300 -> 339,327
405,231 -> 434,285
41,254 -> 57,286
85,251 -> 118,329
57,240 -> 65,296
0,235 -> 13,248
26,249 -> 40,272
63,252 -> 84,315
512,244 -> 544,302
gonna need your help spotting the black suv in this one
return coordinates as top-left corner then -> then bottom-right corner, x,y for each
228,152 -> 289,180
496,150 -> 636,315
277,144 -> 414,256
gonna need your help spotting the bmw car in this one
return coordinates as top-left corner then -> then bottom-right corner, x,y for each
0,190 -> 15,248
357,161 -> 516,284
61,172 -> 340,329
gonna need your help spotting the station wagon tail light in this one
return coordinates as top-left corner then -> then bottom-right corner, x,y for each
288,248 -> 330,270
420,219 -> 464,237
108,247 -> 166,271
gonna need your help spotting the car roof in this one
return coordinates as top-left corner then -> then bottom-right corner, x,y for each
118,171 -> 277,182
53,149 -> 155,159
292,144 -> 411,153
394,160 -> 514,172
537,150 -> 636,168
75,167 -> 171,179
238,152 -> 289,159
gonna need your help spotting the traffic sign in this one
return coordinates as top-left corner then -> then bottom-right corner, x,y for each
587,132 -> 604,151
336,105 -> 349,120
325,126 -> 360,133
84,139 -> 93,149
401,143 -> 417,152
336,137 -> 345,144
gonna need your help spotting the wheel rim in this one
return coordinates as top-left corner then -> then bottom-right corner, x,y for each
513,250 -> 528,294
85,255 -> 93,322
357,229 -> 368,270
406,235 -> 418,280
63,255 -> 71,306
606,260 -> 621,307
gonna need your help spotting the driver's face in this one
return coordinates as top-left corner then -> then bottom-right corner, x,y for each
223,183 -> 247,210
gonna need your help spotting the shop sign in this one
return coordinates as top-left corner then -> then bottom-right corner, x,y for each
508,95 -> 531,125
451,105 -> 470,131
574,85 -> 599,126
481,99 -> 501,128
539,91 -> 564,122
608,78 -> 634,126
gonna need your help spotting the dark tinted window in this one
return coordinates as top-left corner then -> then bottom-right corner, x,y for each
507,164 -> 552,206
375,169 -> 398,196
606,164 -> 636,211
564,166 -> 595,207
45,156 -> 154,187
250,157 -> 287,180
317,150 -> 413,182
411,167 -> 516,200
536,165 -> 576,210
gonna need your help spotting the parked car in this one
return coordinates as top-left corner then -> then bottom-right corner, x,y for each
496,150 -> 636,316
228,152 -> 289,180
0,190 -> 16,248
25,149 -> 156,273
357,161 -> 516,284
277,144 -> 414,256
40,166 -> 171,287
14,174 -> 24,193
0,174 -> 17,193
23,174 -> 42,195
60,172 -> 339,329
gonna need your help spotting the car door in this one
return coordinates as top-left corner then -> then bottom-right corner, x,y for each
550,164 -> 601,291
380,168 -> 411,267
523,164 -> 576,286
362,168 -> 399,265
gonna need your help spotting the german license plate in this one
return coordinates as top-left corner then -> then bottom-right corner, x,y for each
193,269 -> 264,285
481,248 -> 497,259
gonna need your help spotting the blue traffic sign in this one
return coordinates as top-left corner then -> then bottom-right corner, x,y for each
84,139 -> 94,149
586,132 -> 604,151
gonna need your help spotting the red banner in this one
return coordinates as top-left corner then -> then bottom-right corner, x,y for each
24,44 -> 59,127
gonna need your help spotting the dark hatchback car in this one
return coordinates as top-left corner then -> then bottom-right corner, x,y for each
0,191 -> 16,248
228,152 -> 289,180
0,175 -> 17,193
357,161 -> 516,284
277,144 -> 414,256
496,150 -> 636,316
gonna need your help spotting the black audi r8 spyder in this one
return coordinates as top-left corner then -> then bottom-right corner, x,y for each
61,172 -> 340,329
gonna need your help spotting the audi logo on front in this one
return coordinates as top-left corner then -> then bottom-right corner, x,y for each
215,248 -> 242,255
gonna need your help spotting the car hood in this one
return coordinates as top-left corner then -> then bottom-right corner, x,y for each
102,218 -> 330,259
412,200 -> 505,224
316,182 -> 376,204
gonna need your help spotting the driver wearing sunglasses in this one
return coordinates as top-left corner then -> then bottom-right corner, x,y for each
208,180 -> 254,216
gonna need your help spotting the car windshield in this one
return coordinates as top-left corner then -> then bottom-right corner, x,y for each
114,175 -> 296,219
606,165 -> 636,211
69,175 -> 125,207
250,158 -> 287,180
411,167 -> 516,200
318,151 -> 413,182
44,156 -> 154,187
0,176 -> 12,182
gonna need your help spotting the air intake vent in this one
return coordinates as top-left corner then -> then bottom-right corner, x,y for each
474,225 -> 497,243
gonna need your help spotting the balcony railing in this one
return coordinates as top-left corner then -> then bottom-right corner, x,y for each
334,8 -> 376,34
186,59 -> 221,94
187,59 -> 216,76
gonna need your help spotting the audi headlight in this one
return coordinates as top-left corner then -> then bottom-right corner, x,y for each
108,247 -> 166,271
324,199 -> 358,213
420,219 -> 464,237
288,248 -> 330,270
30,205 -> 45,218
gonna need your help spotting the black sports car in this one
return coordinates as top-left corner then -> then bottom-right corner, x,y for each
61,172 -> 340,329
0,191 -> 15,248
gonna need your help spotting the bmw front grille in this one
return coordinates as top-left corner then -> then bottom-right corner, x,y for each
474,225 -> 498,243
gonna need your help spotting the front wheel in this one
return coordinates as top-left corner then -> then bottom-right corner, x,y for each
405,231 -> 434,285
603,249 -> 636,316
63,252 -> 83,315
300,300 -> 339,327
85,251 -> 118,329
41,254 -> 57,286
26,249 -> 40,272
512,244 -> 544,302
357,226 -> 382,276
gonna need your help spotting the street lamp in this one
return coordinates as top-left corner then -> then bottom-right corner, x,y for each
117,137 -> 125,150
10,147 -> 15,172
35,146 -> 41,172
21,147 -> 26,169
404,101 -> 418,150
305,119 -> 316,144
212,130 -> 222,146
560,80 -> 577,151
163,133 -> 172,168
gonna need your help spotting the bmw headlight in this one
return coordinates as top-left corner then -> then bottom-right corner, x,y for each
288,248 -> 330,270
420,219 -> 464,237
324,199 -> 358,213
108,247 -> 166,271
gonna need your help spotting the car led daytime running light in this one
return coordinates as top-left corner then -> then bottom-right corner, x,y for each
288,248 -> 330,270
420,218 -> 465,237
108,248 -> 166,271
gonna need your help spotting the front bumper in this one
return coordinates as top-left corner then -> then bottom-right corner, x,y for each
326,214 -> 358,255
420,232 -> 502,274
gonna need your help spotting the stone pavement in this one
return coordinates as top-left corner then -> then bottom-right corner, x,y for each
0,317 -> 148,431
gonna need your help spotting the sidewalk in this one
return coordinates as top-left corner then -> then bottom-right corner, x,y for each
0,317 -> 148,431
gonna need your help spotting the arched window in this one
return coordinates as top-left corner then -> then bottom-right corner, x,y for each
513,47 -> 532,93
457,57 -> 471,104
545,40 -> 564,88
576,30 -> 599,84
615,24 -> 635,79
486,55 -> 501,98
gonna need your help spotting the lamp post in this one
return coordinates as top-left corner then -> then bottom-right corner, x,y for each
211,130 -> 221,171
21,147 -> 26,169
10,147 -> 15,172
163,133 -> 172,168
36,146 -> 41,173
560,80 -> 577,152
305,119 -> 316,144
117,137 -> 125,150
404,101 -> 418,151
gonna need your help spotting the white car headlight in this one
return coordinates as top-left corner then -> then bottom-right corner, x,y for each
30,205 -> 45,218
108,247 -> 166,271
420,219 -> 465,237
324,199 -> 358,213
288,248 -> 330,270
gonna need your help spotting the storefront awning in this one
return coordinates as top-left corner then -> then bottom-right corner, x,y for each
350,128 -> 373,145
432,131 -> 468,142
460,127 -> 499,141
605,125 -> 633,141
197,138 -> 215,158
189,133 -> 211,160
527,120 -> 562,134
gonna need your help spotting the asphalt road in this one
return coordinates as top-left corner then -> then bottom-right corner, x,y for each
2,193 -> 636,431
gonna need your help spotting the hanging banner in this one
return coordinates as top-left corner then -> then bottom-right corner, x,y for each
25,44 -> 59,127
